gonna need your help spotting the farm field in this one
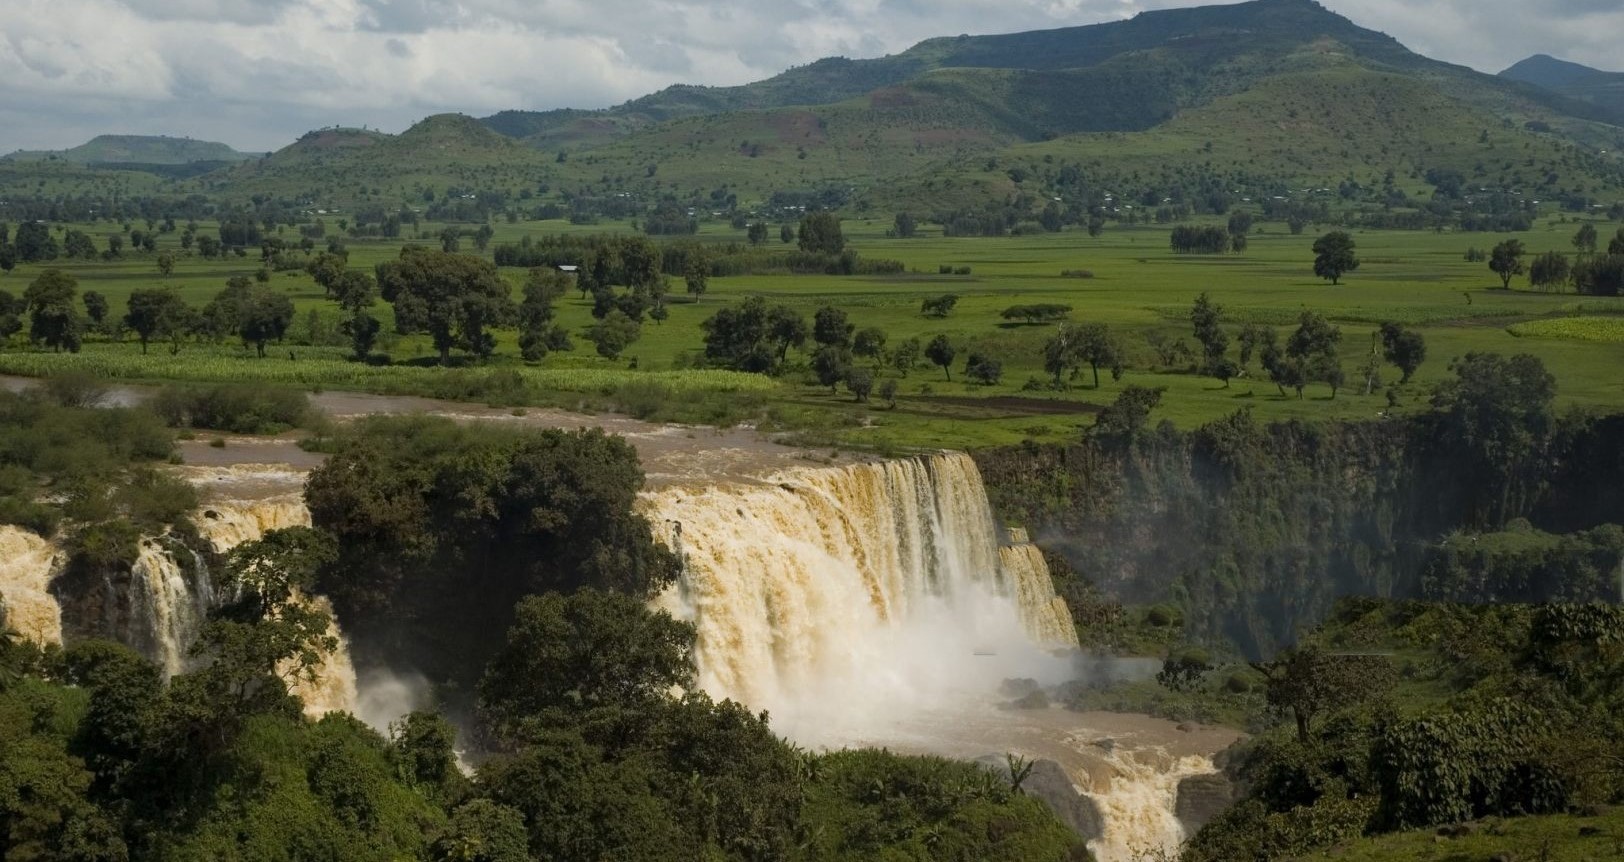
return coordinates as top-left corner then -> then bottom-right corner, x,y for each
3,214 -> 1623,450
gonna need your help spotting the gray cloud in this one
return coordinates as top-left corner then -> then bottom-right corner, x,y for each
0,0 -> 1618,153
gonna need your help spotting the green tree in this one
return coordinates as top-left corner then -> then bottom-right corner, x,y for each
81,290 -> 108,331
920,294 -> 959,318
588,309 -> 640,359
1252,645 -> 1395,743
305,418 -> 678,688
1311,231 -> 1359,285
1573,222 -> 1598,256
517,268 -> 569,363
701,297 -> 775,373
963,351 -> 1002,385
925,334 -> 957,381
890,337 -> 921,377
479,589 -> 696,741
237,285 -> 296,358
1488,238 -> 1526,289
852,326 -> 887,366
812,305 -> 853,348
779,223 -> 794,244
1190,292 -> 1232,386
811,346 -> 852,392
1528,250 -> 1570,291
891,211 -> 917,238
683,252 -> 708,303
62,229 -> 97,260
0,290 -> 22,343
23,269 -> 82,352
376,248 -> 516,363
1091,385 -> 1164,442
124,288 -> 194,355
433,800 -> 529,862
845,367 -> 874,402
746,222 -> 768,246
1378,321 -> 1426,384
1045,322 -> 1122,388
797,212 -> 844,254
1285,311 -> 1342,398
13,222 -> 58,263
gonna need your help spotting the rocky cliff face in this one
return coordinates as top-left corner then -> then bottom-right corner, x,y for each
1175,772 -> 1236,835
972,412 -> 1624,657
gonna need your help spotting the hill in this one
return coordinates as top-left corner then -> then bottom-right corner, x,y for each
21,0 -> 1622,213
531,1 -> 1624,211
1501,54 -> 1624,123
211,115 -> 559,207
3,134 -> 254,165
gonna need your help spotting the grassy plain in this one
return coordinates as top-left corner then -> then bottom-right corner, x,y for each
3,214 -> 1623,450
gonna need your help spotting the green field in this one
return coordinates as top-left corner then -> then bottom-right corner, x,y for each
3,214 -> 1622,449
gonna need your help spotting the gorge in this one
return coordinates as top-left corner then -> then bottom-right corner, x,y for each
0,381 -> 1228,861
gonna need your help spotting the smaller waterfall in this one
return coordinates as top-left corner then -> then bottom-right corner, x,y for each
285,594 -> 361,719
1083,749 -> 1217,862
0,526 -> 64,644
999,543 -> 1080,648
195,494 -> 312,554
129,537 -> 214,676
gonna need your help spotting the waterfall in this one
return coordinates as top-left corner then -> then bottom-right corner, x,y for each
284,593 -> 361,720
181,486 -> 361,719
642,452 -> 1077,745
129,537 -> 214,676
0,526 -> 64,644
1000,543 -> 1081,649
195,495 -> 314,554
1083,749 -> 1217,862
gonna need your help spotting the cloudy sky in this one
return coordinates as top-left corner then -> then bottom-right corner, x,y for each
2,0 -> 1619,154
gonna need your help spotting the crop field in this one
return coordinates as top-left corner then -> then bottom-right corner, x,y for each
3,213 -> 1622,449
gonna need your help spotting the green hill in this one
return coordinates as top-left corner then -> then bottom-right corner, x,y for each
212,115 -> 559,205
1502,54 -> 1624,124
27,0 -> 1621,212
4,134 -> 253,165
506,0 -> 1624,210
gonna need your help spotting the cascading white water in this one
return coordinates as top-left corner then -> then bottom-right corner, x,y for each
1081,748 -> 1217,862
0,525 -> 64,644
180,481 -> 361,719
195,495 -> 314,554
1001,542 -> 1082,649
129,537 -> 215,676
642,452 -> 1077,746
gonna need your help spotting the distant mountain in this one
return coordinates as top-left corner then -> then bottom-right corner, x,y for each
1501,55 -> 1624,122
4,134 -> 254,165
28,0 -> 1621,211
492,0 -> 1624,207
214,115 -> 552,200
481,0 -> 1616,150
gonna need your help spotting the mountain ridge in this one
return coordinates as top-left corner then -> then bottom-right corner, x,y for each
3,134 -> 254,165
1500,54 -> 1624,122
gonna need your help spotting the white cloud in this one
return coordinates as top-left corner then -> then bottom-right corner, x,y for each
0,0 -> 1618,153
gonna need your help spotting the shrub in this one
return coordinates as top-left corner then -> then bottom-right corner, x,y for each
151,384 -> 311,434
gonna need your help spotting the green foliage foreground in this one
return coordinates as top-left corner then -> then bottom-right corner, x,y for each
0,582 -> 1087,862
1184,599 -> 1624,862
